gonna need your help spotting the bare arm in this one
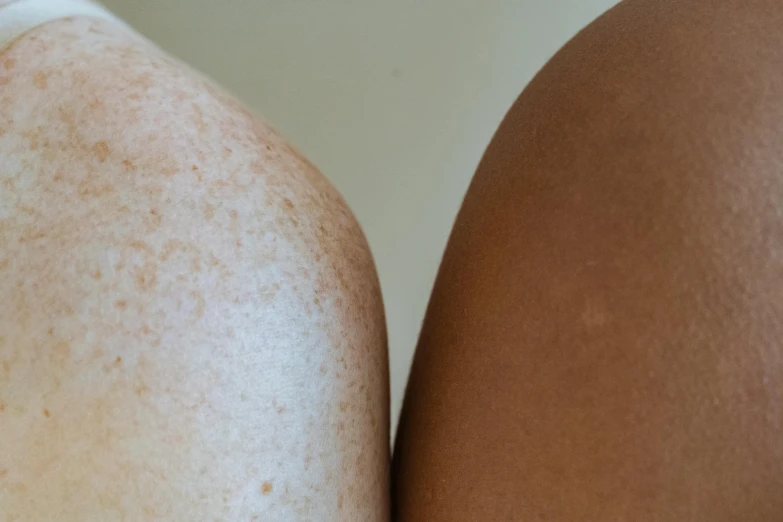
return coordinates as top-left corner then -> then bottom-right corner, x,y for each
0,11 -> 388,521
394,0 -> 783,519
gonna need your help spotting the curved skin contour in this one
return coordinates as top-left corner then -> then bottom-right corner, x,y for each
0,16 -> 389,522
394,0 -> 783,520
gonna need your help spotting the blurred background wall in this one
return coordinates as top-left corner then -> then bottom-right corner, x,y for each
101,0 -> 620,431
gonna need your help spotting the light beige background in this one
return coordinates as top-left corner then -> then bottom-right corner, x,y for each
100,0 -> 619,430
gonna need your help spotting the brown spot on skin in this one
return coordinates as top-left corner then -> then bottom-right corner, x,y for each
47,327 -> 54,336
129,92 -> 141,101
4,58 -> 15,69
160,239 -> 199,262
43,409 -> 51,418
92,141 -> 110,162
143,209 -> 163,232
203,201 -> 215,220
130,71 -> 152,91
122,159 -> 137,172
33,71 -> 48,89
129,240 -> 154,255
191,291 -> 205,319
338,494 -> 344,509
339,401 -> 349,413
115,300 -> 127,310
91,268 -> 102,280
262,482 -> 273,494
53,341 -> 71,359
192,164 -> 199,171
160,158 -> 179,176
283,198 -> 295,210
77,180 -> 115,199
0,259 -> 8,271
0,403 -> 5,412
134,263 -> 158,291
192,103 -> 208,132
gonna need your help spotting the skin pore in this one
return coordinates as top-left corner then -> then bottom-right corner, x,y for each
0,13 -> 388,522
394,0 -> 783,520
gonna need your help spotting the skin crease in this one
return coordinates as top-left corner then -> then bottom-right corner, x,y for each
393,0 -> 783,520
0,15 -> 389,522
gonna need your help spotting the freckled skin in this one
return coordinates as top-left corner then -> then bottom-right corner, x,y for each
394,0 -> 783,520
0,16 -> 388,521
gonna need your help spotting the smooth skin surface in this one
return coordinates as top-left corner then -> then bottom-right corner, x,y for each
394,0 -> 783,520
0,15 -> 388,521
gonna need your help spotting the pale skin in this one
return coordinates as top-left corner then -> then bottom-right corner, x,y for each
5,0 -> 783,520
0,14 -> 388,522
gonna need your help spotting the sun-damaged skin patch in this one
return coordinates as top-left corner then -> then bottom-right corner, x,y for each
0,15 -> 388,522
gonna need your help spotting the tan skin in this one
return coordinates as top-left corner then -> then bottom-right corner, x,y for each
394,0 -> 783,519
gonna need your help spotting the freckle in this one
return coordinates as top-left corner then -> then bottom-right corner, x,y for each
92,141 -> 110,162
319,364 -> 327,375
115,356 -> 122,365
91,268 -> 102,280
116,300 -> 127,310
129,93 -> 141,100
261,482 -> 273,494
43,409 -> 51,417
47,327 -> 54,336
122,159 -> 137,172
339,401 -> 348,412
236,240 -> 243,248
160,158 -> 179,176
191,291 -> 205,318
338,494 -> 344,509
4,58 -> 15,69
53,341 -> 71,359
134,263 -> 158,290
0,402 -> 5,412
33,71 -> 48,89
283,198 -> 294,210
203,201 -> 215,220
0,259 -> 8,270
129,240 -> 153,255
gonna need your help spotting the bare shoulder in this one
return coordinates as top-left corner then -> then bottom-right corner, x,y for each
0,17 -> 387,521
394,1 -> 783,520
